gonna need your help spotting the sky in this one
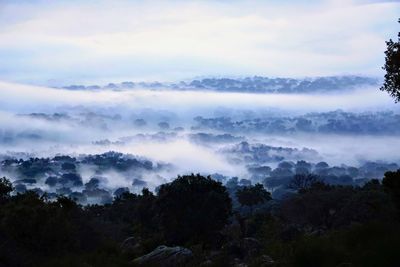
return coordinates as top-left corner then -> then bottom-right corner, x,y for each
0,0 -> 399,85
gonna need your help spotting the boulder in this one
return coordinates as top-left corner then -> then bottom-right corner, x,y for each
233,258 -> 248,267
258,254 -> 275,266
121,236 -> 142,254
132,245 -> 193,266
121,236 -> 135,248
199,259 -> 213,266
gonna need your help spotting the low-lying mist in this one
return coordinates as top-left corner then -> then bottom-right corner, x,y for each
1,80 -> 399,203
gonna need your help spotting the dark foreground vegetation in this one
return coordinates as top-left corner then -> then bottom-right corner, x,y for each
0,171 -> 400,267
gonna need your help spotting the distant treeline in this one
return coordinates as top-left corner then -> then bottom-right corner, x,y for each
1,152 -> 398,206
193,110 -> 400,135
62,75 -> 378,93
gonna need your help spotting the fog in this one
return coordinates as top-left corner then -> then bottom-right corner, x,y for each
1,80 -> 399,202
0,81 -> 397,114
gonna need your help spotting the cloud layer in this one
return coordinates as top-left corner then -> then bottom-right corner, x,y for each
0,0 -> 399,85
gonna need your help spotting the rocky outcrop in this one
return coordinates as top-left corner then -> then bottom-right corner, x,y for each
121,236 -> 142,254
258,254 -> 275,266
132,245 -> 193,266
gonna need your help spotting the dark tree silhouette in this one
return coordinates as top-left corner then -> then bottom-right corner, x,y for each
288,174 -> 320,192
156,174 -> 232,245
381,19 -> 400,102
382,169 -> 400,212
0,177 -> 13,198
236,183 -> 271,211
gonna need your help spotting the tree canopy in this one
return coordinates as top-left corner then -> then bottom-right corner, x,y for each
381,18 -> 400,102
288,173 -> 320,192
156,174 -> 232,245
382,169 -> 400,212
235,183 -> 271,209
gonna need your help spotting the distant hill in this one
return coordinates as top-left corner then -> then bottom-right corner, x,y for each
62,75 -> 379,93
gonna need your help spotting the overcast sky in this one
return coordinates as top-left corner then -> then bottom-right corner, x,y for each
0,0 -> 399,85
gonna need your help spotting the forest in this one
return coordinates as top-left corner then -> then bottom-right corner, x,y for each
0,171 -> 399,266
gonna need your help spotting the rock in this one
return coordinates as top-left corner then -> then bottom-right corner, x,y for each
233,258 -> 248,267
132,245 -> 193,266
259,255 -> 275,266
121,236 -> 142,254
199,259 -> 213,266
121,236 -> 135,247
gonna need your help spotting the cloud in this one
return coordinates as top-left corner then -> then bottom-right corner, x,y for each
0,81 -> 397,114
0,80 -> 399,185
0,0 -> 399,84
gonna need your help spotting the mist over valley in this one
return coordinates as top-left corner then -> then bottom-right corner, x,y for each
1,77 -> 399,204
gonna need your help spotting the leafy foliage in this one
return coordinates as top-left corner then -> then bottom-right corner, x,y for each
0,176 -> 13,199
382,169 -> 400,213
156,174 -> 232,245
288,174 -> 320,192
236,183 -> 271,209
381,19 -> 400,102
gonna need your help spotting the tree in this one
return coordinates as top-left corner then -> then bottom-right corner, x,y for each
288,174 -> 320,193
156,174 -> 232,245
382,169 -> 400,212
381,19 -> 400,102
236,183 -> 271,211
61,162 -> 76,171
0,177 -> 13,199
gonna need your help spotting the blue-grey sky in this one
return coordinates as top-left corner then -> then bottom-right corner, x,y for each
0,0 -> 399,85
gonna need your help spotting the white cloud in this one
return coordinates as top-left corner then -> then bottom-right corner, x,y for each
0,0 -> 399,84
